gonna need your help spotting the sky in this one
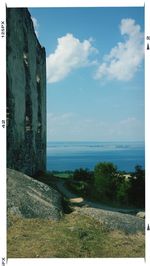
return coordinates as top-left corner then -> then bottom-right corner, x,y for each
29,7 -> 144,142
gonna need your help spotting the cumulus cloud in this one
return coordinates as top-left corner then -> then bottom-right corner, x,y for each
46,33 -> 97,83
31,17 -> 39,37
95,18 -> 144,81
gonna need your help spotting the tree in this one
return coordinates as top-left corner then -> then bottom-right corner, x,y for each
128,165 -> 145,207
116,180 -> 131,205
67,168 -> 94,197
94,162 -> 118,202
73,168 -> 93,183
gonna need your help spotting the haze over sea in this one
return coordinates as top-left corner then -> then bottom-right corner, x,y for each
47,141 -> 145,172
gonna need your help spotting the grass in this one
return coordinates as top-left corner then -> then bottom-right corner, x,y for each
53,172 -> 73,179
35,171 -> 72,183
7,211 -> 145,258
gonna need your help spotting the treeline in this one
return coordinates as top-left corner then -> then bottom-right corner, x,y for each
66,162 -> 145,208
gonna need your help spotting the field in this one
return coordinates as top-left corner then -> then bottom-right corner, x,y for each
7,211 -> 144,258
53,171 -> 73,179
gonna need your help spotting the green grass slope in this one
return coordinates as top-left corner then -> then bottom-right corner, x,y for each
8,211 -> 144,258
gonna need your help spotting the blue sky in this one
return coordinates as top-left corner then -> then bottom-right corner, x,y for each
29,7 -> 144,142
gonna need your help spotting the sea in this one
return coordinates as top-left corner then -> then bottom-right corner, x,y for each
47,141 -> 145,172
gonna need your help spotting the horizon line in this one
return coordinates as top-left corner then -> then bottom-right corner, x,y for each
46,140 -> 145,142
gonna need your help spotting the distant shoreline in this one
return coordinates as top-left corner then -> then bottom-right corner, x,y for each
46,141 -> 145,172
47,140 -> 145,143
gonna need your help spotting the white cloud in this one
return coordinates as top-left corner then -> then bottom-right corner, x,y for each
31,17 -> 39,37
46,33 -> 97,83
47,112 -> 77,140
47,112 -> 74,125
47,112 -> 107,141
95,18 -> 144,81
120,116 -> 138,125
47,113 -> 144,141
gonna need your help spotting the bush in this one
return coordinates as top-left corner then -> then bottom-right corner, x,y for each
66,180 -> 88,196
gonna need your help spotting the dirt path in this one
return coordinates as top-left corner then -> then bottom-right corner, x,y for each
55,179 -> 144,234
56,179 -> 143,215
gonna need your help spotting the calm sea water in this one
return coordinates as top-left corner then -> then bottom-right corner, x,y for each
47,141 -> 145,172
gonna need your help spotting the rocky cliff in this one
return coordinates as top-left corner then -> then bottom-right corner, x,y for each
7,8 -> 46,176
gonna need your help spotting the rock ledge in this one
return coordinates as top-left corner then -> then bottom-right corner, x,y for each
7,168 -> 63,222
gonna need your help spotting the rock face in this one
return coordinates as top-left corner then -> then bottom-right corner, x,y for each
75,207 -> 145,234
7,8 -> 46,176
7,168 -> 63,221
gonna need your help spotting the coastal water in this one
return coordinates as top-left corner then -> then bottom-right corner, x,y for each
47,141 -> 145,172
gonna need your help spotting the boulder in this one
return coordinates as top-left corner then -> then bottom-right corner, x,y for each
7,168 -> 63,221
136,212 -> 145,219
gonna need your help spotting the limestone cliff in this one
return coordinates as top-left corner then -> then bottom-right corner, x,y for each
7,8 -> 46,176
